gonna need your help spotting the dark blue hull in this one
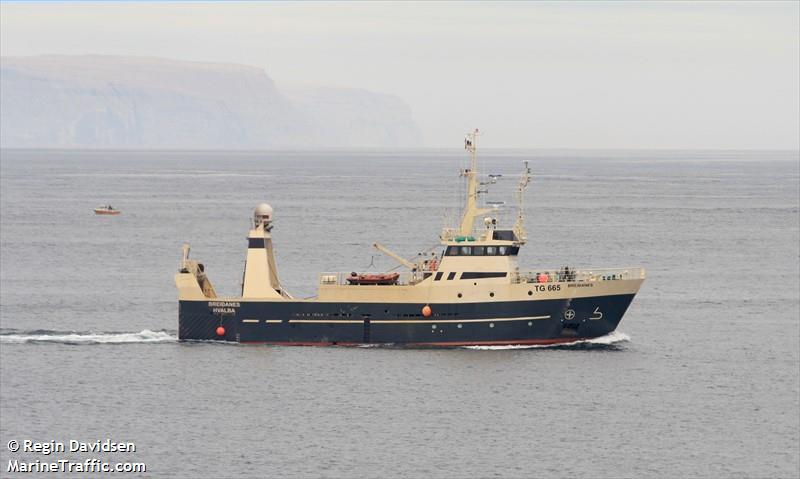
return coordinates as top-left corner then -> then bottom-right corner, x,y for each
179,294 -> 636,346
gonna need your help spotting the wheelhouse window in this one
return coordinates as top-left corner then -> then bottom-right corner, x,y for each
493,230 -> 517,241
445,245 -> 519,256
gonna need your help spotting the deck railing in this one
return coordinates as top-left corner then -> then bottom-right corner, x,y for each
320,267 -> 645,286
511,267 -> 646,284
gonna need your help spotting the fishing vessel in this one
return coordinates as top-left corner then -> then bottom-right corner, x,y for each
94,205 -> 120,215
175,130 -> 645,346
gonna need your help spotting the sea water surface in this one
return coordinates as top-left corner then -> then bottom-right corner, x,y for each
1,149 -> 798,478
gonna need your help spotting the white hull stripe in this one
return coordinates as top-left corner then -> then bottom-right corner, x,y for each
287,319 -> 364,324
376,315 -> 550,324
279,315 -> 550,325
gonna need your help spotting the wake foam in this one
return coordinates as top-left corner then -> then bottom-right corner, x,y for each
0,329 -> 630,348
0,329 -> 177,345
463,331 -> 631,350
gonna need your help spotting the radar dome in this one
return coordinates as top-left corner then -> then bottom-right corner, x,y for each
253,203 -> 273,229
254,203 -> 273,219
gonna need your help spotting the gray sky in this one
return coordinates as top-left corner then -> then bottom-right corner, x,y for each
2,1 -> 798,149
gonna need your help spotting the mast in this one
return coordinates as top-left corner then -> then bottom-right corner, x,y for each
513,160 -> 531,243
458,129 -> 492,235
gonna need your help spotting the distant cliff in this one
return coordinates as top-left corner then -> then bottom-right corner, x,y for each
0,55 -> 423,148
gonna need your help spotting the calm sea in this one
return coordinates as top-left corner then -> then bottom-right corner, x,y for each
1,149 -> 798,478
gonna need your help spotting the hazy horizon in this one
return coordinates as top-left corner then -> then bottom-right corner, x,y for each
2,145 -> 798,156
1,1 -> 799,150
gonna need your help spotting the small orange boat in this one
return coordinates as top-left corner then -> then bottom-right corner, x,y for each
346,272 -> 400,285
94,205 -> 121,215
